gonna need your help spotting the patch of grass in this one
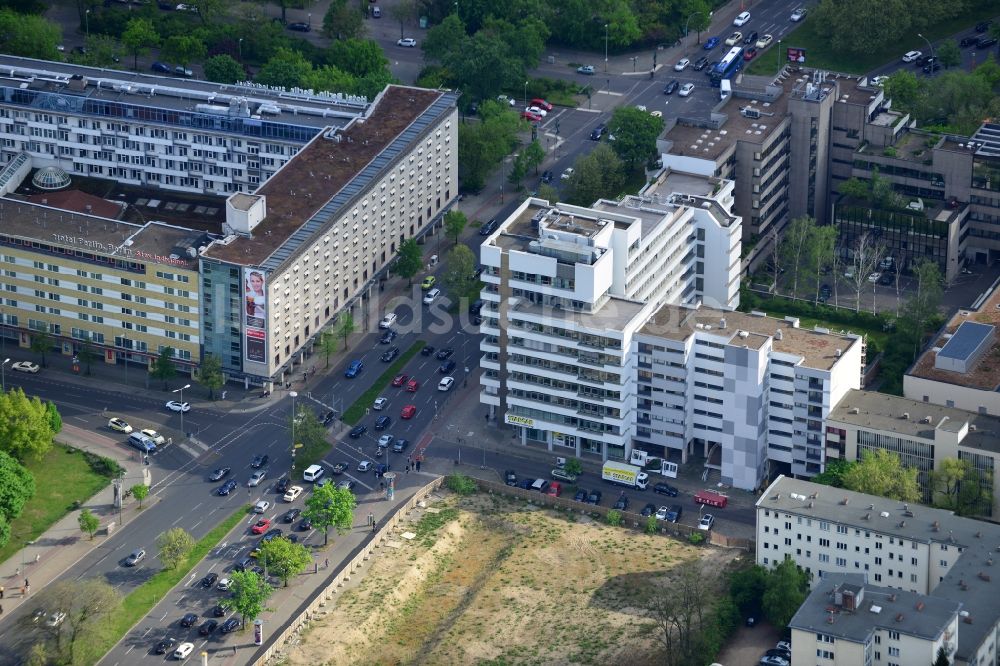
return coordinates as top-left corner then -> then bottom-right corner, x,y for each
747,9 -> 991,76
414,507 -> 460,547
342,340 -> 426,424
0,444 -> 113,565
80,506 -> 249,664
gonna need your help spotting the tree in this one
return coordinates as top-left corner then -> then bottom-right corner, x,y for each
150,347 -> 177,390
197,353 -> 224,400
564,458 -> 582,477
290,407 -> 330,471
934,645 -> 951,666
257,536 -> 311,587
900,259 -> 943,355
811,458 -> 851,488
78,508 -> 99,540
131,483 -> 149,509
838,176 -> 872,201
443,209 -> 467,246
644,560 -> 711,666
607,106 -> 665,171
422,13 -> 466,63
937,39 -> 961,69
335,311 -> 355,351
844,231 -> 886,312
780,215 -> 817,297
456,101 -> 522,192
842,449 -> 920,502
273,0 -> 315,25
729,564 -> 768,618
160,35 -> 207,68
204,54 -> 246,84
442,244 -> 479,303
929,458 -> 989,516
318,330 -> 337,369
74,34 -> 123,69
0,388 -> 58,461
762,556 -> 810,628
256,47 -> 311,88
809,225 -> 837,301
521,139 -> 546,176
223,570 -> 272,627
0,9 -> 61,61
29,330 -> 52,368
76,335 -> 99,376
388,0 -> 418,40
537,182 -> 559,203
443,31 -> 525,104
38,579 -> 122,665
0,450 -> 35,523
157,527 -> 195,569
322,0 -> 364,40
563,144 -> 625,206
25,643 -> 48,666
302,482 -> 356,545
121,17 -> 159,71
326,39 -> 389,79
395,238 -> 424,286
684,0 -> 713,42
45,400 -> 62,435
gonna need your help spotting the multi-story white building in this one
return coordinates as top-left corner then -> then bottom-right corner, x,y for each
635,306 -> 863,490
757,475 -> 1000,666
789,573 -> 960,666
479,170 -> 741,460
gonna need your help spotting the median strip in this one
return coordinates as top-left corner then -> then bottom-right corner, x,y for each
342,340 -> 426,425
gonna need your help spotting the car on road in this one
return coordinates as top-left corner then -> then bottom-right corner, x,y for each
125,548 -> 146,566
961,35 -> 979,47
655,506 -> 670,520
756,34 -> 773,48
504,470 -> 517,486
733,11 -> 750,26
743,31 -> 758,45
179,613 -> 198,628
358,460 -> 373,472
574,488 -> 588,502
392,438 -> 409,452
705,61 -> 719,75
678,83 -> 695,97
923,61 -> 942,74
253,500 -> 270,513
173,642 -> 195,659
337,479 -> 356,491
380,347 -> 400,363
698,513 -> 715,530
283,508 -> 302,523
421,275 -> 436,290
587,490 -> 603,505
165,400 -> 190,413
11,361 -> 39,373
379,328 -> 397,344
344,359 -> 364,378
154,637 -> 177,654
976,20 -> 993,32
401,404 -> 417,419
870,75 -> 888,86
526,105 -> 548,117
590,124 -> 606,140
561,167 -> 575,180
373,397 -> 388,410
550,468 -> 578,483
392,374 -> 409,387
108,417 -> 133,433
423,288 -> 441,305
332,462 -> 348,475
653,482 -> 679,496
704,36 -> 720,50
283,485 -> 303,502
521,110 -> 542,122
540,170 -> 554,184
577,65 -> 595,74
420,345 -> 435,356
378,313 -> 397,329
406,378 -> 420,392
613,492 -> 630,511
151,61 -> 171,74
201,573 -> 219,588
198,619 -> 218,636
438,376 -> 455,391
879,273 -> 893,286
820,283 -> 832,298
141,429 -> 166,445
377,433 -> 394,448
790,7 -> 807,21
397,37 -> 417,47
440,360 -> 457,374
743,47 -> 758,60
725,32 -> 743,46
375,415 -> 392,430
275,477 -> 291,494
251,454 -> 269,468
248,469 -> 266,487
349,424 -> 367,438
663,80 -> 679,94
531,98 -> 554,111
479,218 -> 499,236
298,516 -> 313,531
640,502 -> 657,517
902,50 -> 922,63
673,58 -> 690,71
252,519 -> 272,534
976,37 -> 998,49
759,656 -> 789,666
693,56 -> 709,71
218,479 -> 238,496
435,348 -> 454,360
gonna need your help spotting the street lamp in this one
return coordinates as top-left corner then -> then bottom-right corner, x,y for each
604,24 -> 609,73
1,358 -> 8,393
684,11 -> 711,44
777,39 -> 782,68
172,383 -> 191,437
85,9 -> 90,38
523,80 -> 528,109
917,33 -> 935,75
289,391 -> 298,476
238,38 -> 243,62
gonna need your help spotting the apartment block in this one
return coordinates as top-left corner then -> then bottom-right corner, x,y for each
789,573 -> 960,666
828,388 -> 1000,517
634,306 -> 863,490
757,476 -> 1000,665
478,170 -> 741,461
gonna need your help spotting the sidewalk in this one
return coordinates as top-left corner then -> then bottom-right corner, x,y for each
0,424 -> 147,620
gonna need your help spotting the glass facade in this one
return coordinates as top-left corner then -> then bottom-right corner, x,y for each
834,203 -> 952,274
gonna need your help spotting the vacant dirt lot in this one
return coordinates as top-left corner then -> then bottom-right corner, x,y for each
279,492 -> 742,666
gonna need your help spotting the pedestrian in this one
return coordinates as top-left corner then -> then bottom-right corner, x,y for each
34,554 -> 39,563
20,586 -> 25,597
416,460 -> 421,472
233,646 -> 237,656
1,585 -> 5,598
371,521 -> 376,533
24,578 -> 28,588
405,464 -> 410,474
0,603 -> 4,614
325,558 -> 329,569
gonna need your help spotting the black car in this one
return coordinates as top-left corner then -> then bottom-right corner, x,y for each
574,488 -> 589,502
420,345 -> 435,356
587,490 -> 603,505
479,218 -> 498,236
693,56 -> 709,71
961,35 -> 979,47
198,619 -> 218,636
275,477 -> 291,494
705,61 -> 719,75
298,517 -> 313,531
250,565 -> 265,577
151,61 -> 171,74
435,348 -> 454,360
923,61 -> 942,74
380,347 -> 400,362
349,424 -> 367,438
332,462 -> 348,475
765,648 -> 791,660
915,54 -> 934,67
154,637 -> 177,655
820,283 -> 832,298
640,502 -> 657,517
379,328 -> 397,344
283,508 -> 301,523
977,37 -> 998,49
879,273 -> 894,286
663,80 -> 679,95
374,415 -> 391,430
322,410 -> 336,426
744,31 -> 758,45
653,482 -> 679,497
251,454 -> 269,469
209,467 -> 231,481
217,479 -> 238,496
221,617 -> 241,633
469,298 -> 485,314
518,478 -> 535,490
613,493 -> 630,511
201,573 -> 219,588
180,612 -> 198,628
211,604 -> 227,617
976,20 -> 992,33
439,360 -> 457,374
590,123 -> 607,141
234,556 -> 254,572
504,469 -> 517,486
287,21 -> 310,31
541,170 -> 554,183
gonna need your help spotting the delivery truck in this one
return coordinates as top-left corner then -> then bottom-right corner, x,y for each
602,461 -> 649,490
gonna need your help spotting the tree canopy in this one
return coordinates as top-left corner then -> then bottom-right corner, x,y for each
157,527 -> 195,569
0,450 -> 35,527
563,144 -> 625,206
303,482 -> 356,545
608,106 -> 664,171
762,557 -> 810,628
0,9 -> 61,61
0,388 -> 59,461
257,536 -> 312,586
223,570 -> 272,626
842,449 -> 921,502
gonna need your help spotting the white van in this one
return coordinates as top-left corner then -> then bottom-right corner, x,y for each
378,313 -> 397,329
128,432 -> 157,453
303,464 -> 325,482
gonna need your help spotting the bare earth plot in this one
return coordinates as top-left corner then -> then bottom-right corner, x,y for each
278,493 -> 741,666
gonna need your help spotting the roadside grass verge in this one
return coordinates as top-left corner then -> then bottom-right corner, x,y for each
81,506 -> 250,664
0,444 -> 117,565
342,340 -> 427,425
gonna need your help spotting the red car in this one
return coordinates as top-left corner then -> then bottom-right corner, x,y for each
521,110 -> 542,122
406,379 -> 419,392
743,47 -> 758,61
251,518 -> 271,535
401,404 -> 417,419
546,481 -> 562,497
391,374 -> 409,387
530,97 -> 553,111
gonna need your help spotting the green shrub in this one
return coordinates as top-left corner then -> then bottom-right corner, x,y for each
606,509 -> 623,527
82,451 -> 124,478
644,515 -> 658,534
446,474 -> 477,495
688,532 -> 706,545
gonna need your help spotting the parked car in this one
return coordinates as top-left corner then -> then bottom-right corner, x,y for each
586,490 -> 602,505
11,361 -> 39,373
574,488 -> 589,502
653,482 -> 679,497
479,218 -> 498,235
976,37 -> 998,49
179,613 -> 198,628
198,619 -> 218,636
640,502 -> 657,517
698,513 -> 715,530
125,548 -> 145,566
154,637 -> 177,654
577,65 -> 595,74
550,468 -> 578,483
221,617 -> 240,633
901,50 -> 922,63
613,492 -> 630,511
173,642 -> 195,659
283,508 -> 301,523
397,37 -> 417,47
151,61 -> 171,73
200,573 -> 219,588
976,20 -> 993,33
504,470 -> 517,486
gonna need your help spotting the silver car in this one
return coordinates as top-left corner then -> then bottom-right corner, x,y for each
248,469 -> 266,487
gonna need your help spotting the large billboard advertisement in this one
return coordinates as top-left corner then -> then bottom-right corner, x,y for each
787,47 -> 806,63
244,268 -> 267,364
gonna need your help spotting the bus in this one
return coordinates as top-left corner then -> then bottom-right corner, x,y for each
710,46 -> 744,87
